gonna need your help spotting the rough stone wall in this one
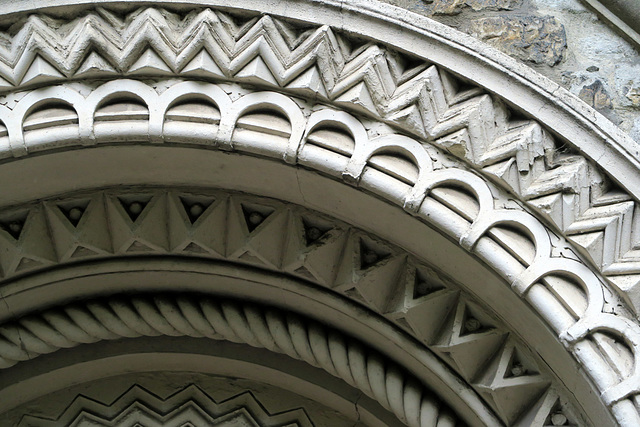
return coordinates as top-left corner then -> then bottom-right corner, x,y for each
384,0 -> 640,142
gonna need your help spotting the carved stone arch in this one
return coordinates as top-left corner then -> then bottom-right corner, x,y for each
0,1 -> 639,427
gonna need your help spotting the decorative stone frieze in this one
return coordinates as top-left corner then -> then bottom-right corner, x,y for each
0,6 -> 635,312
0,1 -> 639,426
7,295 -> 460,427
0,186 -> 597,426
20,385 -> 315,427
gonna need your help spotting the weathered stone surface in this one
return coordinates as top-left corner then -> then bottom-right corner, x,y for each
465,16 -> 567,66
384,0 -> 640,141
615,64 -> 640,108
632,117 -> 640,141
578,79 -> 613,111
419,0 -> 522,15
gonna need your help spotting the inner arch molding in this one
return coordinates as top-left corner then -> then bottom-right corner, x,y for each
0,1 -> 639,427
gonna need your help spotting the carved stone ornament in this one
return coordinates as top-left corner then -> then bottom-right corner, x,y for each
19,385 -> 316,426
0,1 -> 639,426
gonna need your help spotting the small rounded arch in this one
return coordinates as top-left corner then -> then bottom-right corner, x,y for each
514,258 -> 606,321
218,91 -> 305,162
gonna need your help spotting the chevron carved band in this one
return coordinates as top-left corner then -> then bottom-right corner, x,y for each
0,7 -> 635,299
0,187 -> 576,425
0,3 -> 639,426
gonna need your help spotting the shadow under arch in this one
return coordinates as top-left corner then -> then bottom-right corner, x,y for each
0,142 -> 612,426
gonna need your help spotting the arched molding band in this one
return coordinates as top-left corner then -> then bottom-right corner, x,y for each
4,349 -> 405,427
0,185 -> 612,425
0,260 -> 511,426
0,293 -> 459,427
0,2 -> 636,426
0,2 -> 634,302
0,78 -> 634,419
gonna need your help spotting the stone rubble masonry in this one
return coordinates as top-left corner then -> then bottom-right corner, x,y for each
384,0 -> 640,142
465,16 -> 567,66
579,79 -> 614,110
422,0 -> 523,14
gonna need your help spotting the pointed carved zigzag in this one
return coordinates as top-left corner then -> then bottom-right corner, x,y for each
0,189 -> 568,424
20,385 -> 314,426
5,295 -> 456,427
0,7 -> 635,276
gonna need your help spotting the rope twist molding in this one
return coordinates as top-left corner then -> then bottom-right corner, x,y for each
0,294 -> 457,427
0,187 -> 603,425
0,77 -> 637,416
0,2 -> 637,425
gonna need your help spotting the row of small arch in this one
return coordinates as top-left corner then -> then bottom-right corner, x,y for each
0,78 -> 638,410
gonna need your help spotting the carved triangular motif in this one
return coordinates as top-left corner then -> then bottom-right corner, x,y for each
528,193 -> 564,228
286,66 -> 327,98
218,12 -> 260,39
183,242 -> 209,254
568,231 -> 604,267
359,237 -> 390,270
294,265 -> 316,281
355,255 -> 406,312
128,49 -> 172,75
238,251 -> 266,266
15,257 -> 42,272
179,195 -> 215,224
343,287 -> 370,305
436,331 -> 506,381
336,34 -> 370,60
543,402 -> 574,427
235,56 -> 278,86
181,49 -> 225,79
389,105 -> 427,139
286,227 -> 348,287
21,55 -> 64,85
434,301 -> 507,381
126,240 -> 154,253
117,195 -> 152,222
241,203 -> 274,233
479,380 -> 549,425
75,51 -> 118,78
474,340 -> 550,424
0,217 -> 26,240
56,199 -> 91,227
243,209 -> 288,268
301,216 -> 332,246
504,347 -> 539,379
273,18 -> 316,50
413,268 -> 447,299
0,207 -> 56,275
514,389 -> 564,427
334,82 -> 377,115
404,290 -> 459,344
460,304 -> 494,336
395,53 -> 429,84
46,196 -> 112,259
170,194 -> 226,256
70,245 -> 99,259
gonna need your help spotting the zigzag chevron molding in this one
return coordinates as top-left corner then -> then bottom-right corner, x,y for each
0,74 -> 637,422
0,2 -> 639,426
0,6 -> 636,304
20,385 -> 314,427
10,296 -> 460,427
0,186 -> 602,427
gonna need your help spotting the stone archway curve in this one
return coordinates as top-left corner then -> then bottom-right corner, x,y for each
0,1 -> 639,426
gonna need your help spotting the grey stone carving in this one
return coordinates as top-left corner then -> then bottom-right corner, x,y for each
20,385 -> 314,426
0,1 -> 638,426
